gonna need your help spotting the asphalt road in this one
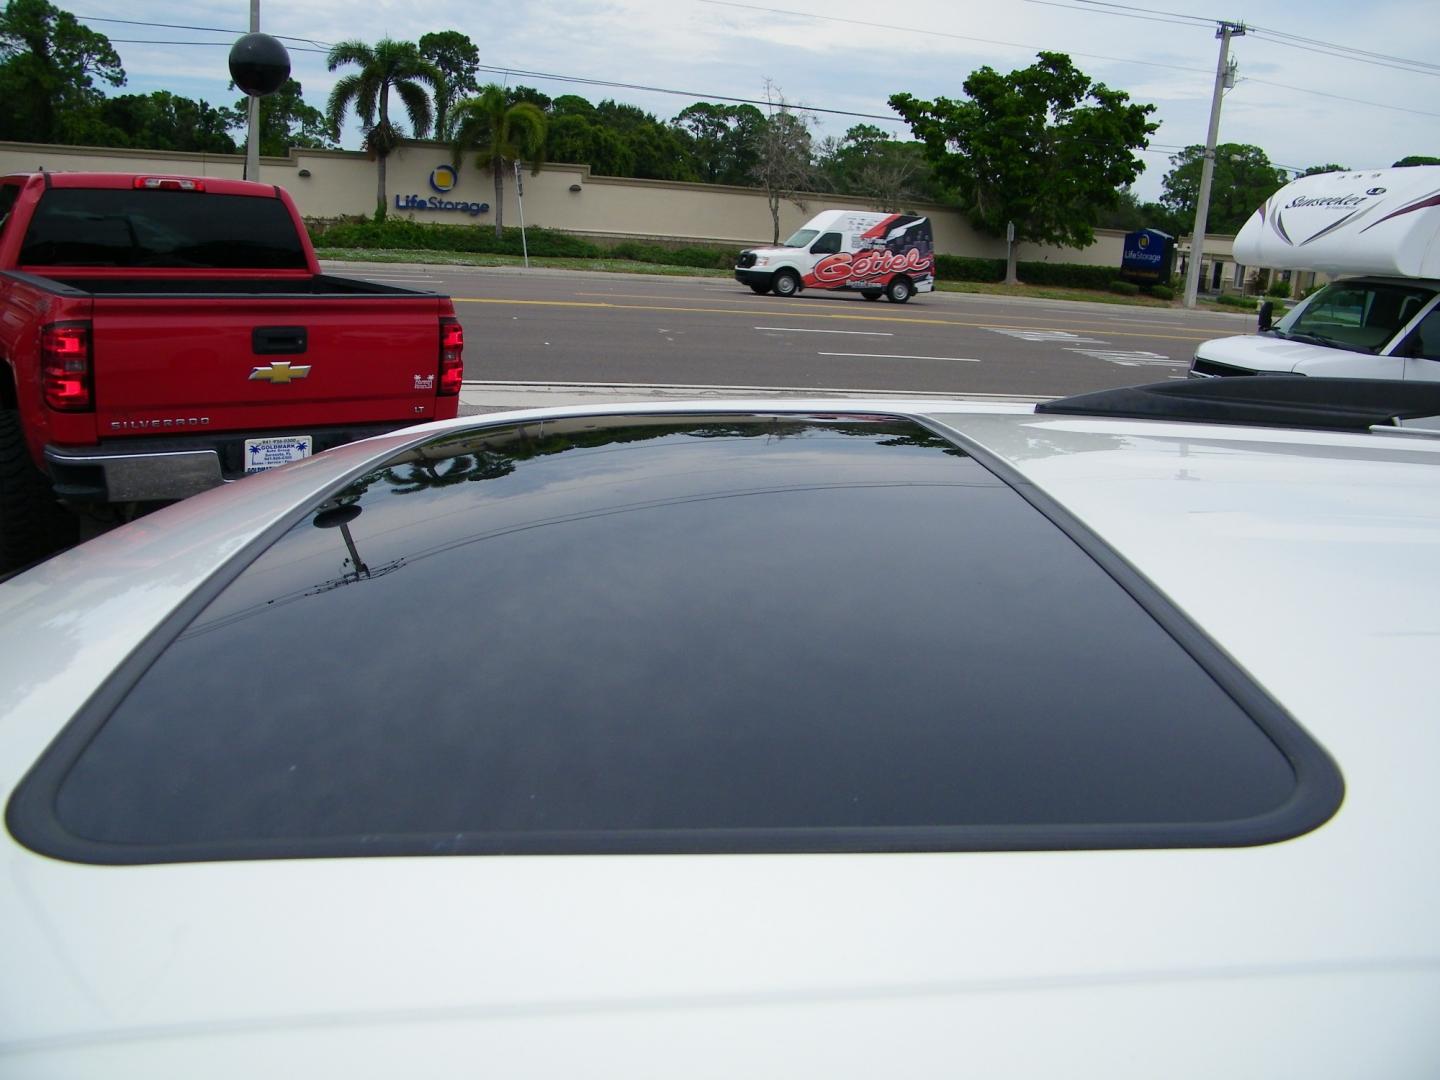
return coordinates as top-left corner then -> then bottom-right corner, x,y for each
327,260 -> 1256,398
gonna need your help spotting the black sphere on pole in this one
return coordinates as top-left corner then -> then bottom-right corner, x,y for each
229,32 -> 291,97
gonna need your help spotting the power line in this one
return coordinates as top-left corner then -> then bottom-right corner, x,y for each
1023,0 -> 1207,31
1065,0 -> 1213,24
1034,0 -> 1440,75
1241,77 -> 1440,120
75,14 -> 334,49
108,38 -> 328,54
1248,24 -> 1440,73
1243,30 -> 1440,78
695,0 -> 1216,76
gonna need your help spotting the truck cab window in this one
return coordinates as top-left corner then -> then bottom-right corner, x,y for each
0,184 -> 19,240
810,232 -> 843,255
1405,308 -> 1440,361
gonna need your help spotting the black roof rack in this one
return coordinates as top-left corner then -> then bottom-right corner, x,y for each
1036,377 -> 1440,433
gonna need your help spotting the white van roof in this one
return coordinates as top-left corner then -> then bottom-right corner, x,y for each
799,210 -> 926,236
1233,166 -> 1440,277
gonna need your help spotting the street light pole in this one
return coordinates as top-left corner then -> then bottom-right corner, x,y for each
1183,20 -> 1245,309
245,0 -> 261,182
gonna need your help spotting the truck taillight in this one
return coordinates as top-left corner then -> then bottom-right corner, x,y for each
41,321 -> 93,411
134,176 -> 205,191
438,317 -> 464,396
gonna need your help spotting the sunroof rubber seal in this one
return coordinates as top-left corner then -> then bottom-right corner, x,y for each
6,408 -> 1344,864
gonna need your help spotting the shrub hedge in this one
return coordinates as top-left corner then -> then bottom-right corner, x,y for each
309,218 -> 1160,292
1147,284 -> 1175,301
1213,293 -> 1255,308
1109,280 -> 1140,296
308,217 -> 742,268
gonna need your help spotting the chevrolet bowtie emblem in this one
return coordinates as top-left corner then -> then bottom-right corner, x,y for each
249,361 -> 312,384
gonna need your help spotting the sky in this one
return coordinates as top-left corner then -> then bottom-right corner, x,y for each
67,0 -> 1440,203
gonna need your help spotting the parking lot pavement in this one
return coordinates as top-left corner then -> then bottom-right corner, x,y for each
458,380 -> 1048,415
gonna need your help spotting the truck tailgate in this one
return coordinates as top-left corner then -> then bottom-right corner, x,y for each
90,295 -> 449,435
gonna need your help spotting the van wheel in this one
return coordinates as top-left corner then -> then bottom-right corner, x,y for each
748,283 -> 769,295
886,277 -> 913,304
772,270 -> 801,298
861,289 -> 883,301
0,408 -> 76,573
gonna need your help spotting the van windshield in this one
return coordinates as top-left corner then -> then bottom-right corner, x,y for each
1275,281 -> 1435,354
783,229 -> 819,248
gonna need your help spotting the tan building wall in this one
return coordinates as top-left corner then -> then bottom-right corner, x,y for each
0,138 -> 1151,270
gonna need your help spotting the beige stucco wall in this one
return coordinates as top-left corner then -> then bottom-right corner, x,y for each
0,138 -> 1160,269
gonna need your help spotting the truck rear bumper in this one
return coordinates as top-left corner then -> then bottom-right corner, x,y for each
46,445 -> 222,501
45,422 -> 407,502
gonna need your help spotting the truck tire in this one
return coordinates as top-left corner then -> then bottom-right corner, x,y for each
0,408 -> 77,572
886,277 -> 913,304
861,289 -> 883,301
772,270 -> 801,298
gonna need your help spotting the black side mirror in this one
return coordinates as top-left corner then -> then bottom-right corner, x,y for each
1258,301 -> 1274,332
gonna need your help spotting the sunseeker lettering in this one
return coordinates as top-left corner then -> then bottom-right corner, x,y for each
1286,194 -> 1367,209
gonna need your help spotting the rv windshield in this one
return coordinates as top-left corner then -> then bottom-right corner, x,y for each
1275,281 -> 1436,353
783,229 -> 819,248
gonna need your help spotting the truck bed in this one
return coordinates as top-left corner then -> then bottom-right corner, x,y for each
5,271 -> 435,298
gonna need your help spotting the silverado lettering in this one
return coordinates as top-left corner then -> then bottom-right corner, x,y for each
111,418 -> 212,430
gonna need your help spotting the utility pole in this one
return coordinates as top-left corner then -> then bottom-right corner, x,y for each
1183,20 -> 1245,309
245,0 -> 261,182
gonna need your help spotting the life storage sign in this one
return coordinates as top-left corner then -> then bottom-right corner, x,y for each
1120,228 -> 1174,283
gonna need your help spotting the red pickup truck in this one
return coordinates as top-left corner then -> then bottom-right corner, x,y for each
0,172 -> 464,570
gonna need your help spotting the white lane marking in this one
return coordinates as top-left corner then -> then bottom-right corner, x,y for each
755,326 -> 894,336
818,352 -> 980,362
1064,348 -> 1186,368
988,328 -> 1107,344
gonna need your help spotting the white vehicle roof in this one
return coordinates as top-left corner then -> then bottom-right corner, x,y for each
2,395 -> 1438,1077
1233,165 -> 1440,276
795,209 -> 925,236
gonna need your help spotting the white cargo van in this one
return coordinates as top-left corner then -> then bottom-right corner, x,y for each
735,210 -> 935,303
1190,166 -> 1440,380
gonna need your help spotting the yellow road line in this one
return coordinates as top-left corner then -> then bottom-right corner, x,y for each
450,296 -> 1234,343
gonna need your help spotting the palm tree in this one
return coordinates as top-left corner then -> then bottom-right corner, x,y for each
449,85 -> 547,238
325,38 -> 441,217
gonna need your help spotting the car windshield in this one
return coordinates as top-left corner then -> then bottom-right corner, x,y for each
1274,281 -> 1435,353
783,228 -> 819,248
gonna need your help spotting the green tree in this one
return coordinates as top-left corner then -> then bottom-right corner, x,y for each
231,78 -> 335,155
1301,163 -> 1349,176
0,0 -> 123,143
1159,143 -> 1287,235
449,83 -> 547,238
505,85 -> 552,112
593,100 -> 695,181
1393,155 -> 1440,167
97,91 -> 240,153
418,30 -> 479,139
818,124 -> 935,209
325,38 -> 441,217
892,52 -> 1156,284
672,102 -> 764,186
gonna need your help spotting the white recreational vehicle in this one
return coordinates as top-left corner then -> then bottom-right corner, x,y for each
1190,166 -> 1440,380
734,210 -> 935,303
